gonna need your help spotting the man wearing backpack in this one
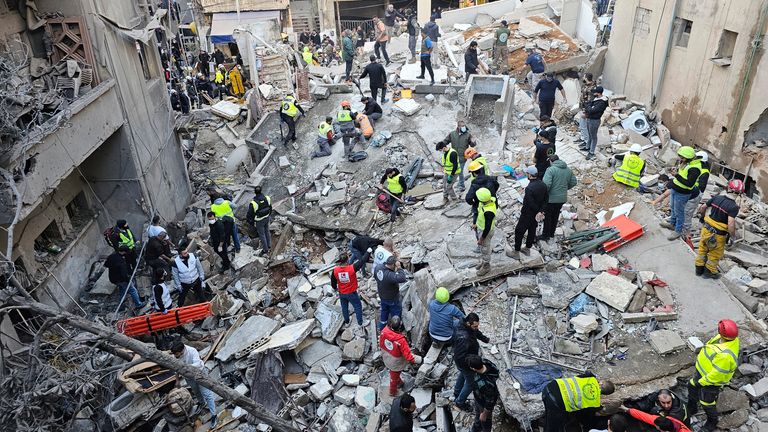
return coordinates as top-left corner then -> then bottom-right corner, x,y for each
246,186 -> 272,256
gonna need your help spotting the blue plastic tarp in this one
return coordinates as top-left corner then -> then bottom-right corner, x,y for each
508,364 -> 564,394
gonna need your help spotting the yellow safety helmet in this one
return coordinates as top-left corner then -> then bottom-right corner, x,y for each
677,146 -> 696,159
435,287 -> 450,303
476,188 -> 492,202
468,160 -> 483,172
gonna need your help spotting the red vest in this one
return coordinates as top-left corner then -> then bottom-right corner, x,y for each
333,264 -> 358,294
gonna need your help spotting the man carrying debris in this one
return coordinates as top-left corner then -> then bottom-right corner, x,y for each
473,188 -> 498,276
624,388 -> 689,425
246,186 -> 272,256
416,27 -> 436,85
682,151 -> 711,236
373,17 -> 391,66
349,235 -> 384,276
465,41 -> 480,80
331,250 -> 370,326
534,73 -> 566,119
525,48 -> 546,89
694,179 -> 742,279
342,30 -> 355,82
334,100 -> 364,158
533,128 -> 556,178
509,166 -> 548,259
440,120 -> 477,192
576,73 -> 596,146
493,20 -> 510,74
170,340 -> 217,427
580,86 -> 609,160
429,287 -> 465,346
660,146 -> 701,240
361,96 -> 383,125
380,168 -> 408,222
390,393 -> 417,432
686,319 -> 740,431
279,94 -> 305,145
375,256 -> 408,330
312,116 -> 335,159
541,155 -> 577,241
210,196 -> 240,253
360,55 -> 389,103
105,246 -> 145,310
541,372 -> 615,432
172,243 -> 208,307
612,143 -> 646,188
373,238 -> 398,269
453,313 -> 491,411
206,211 -> 231,274
436,141 -> 459,203
380,316 -> 423,396
466,355 -> 500,432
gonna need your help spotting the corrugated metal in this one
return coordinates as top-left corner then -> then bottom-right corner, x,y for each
200,0 -> 288,13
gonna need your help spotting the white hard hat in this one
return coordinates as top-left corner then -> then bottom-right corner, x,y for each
695,151 -> 708,162
629,143 -> 643,153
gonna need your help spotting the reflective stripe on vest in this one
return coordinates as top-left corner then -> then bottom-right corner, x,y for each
476,198 -> 497,231
211,201 -> 234,218
695,335 -> 740,386
282,97 -> 298,117
673,159 -> 702,191
337,110 -> 353,122
119,230 -> 135,248
152,283 -> 172,311
556,376 -> 601,412
443,148 -> 457,174
318,122 -> 333,138
612,153 -> 645,188
475,156 -> 490,176
387,174 -> 404,194
174,254 -> 200,284
250,196 -> 272,221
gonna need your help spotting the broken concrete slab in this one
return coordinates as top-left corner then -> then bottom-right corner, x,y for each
743,377 -> 768,399
255,319 -> 315,353
329,405 -> 358,432
393,98 -> 422,116
343,338 -> 366,361
315,302 -> 344,343
627,290 -> 647,313
654,285 -> 675,306
648,329 -> 686,355
319,189 -> 347,208
585,272 -> 638,311
215,315 -> 281,361
506,273 -> 539,296
355,386 -> 376,412
342,374 -> 360,386
310,378 -> 334,400
296,339 -> 343,371
518,16 -> 553,38
748,278 -> 768,294
718,388 -> 750,413
334,385 -> 356,405
570,314 -> 598,334
539,271 -> 589,308
621,311 -> 678,323
591,254 -> 618,272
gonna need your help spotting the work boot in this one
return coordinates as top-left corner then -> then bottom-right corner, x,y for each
660,220 -> 675,230
506,246 -> 520,259
702,269 -> 721,279
667,231 -> 681,241
585,153 -> 595,160
521,246 -> 532,256
476,263 -> 491,276
695,265 -> 705,276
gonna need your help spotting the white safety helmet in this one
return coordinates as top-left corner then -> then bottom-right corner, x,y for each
695,151 -> 708,162
629,143 -> 643,153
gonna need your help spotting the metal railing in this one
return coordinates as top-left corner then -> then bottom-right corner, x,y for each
340,19 -> 374,35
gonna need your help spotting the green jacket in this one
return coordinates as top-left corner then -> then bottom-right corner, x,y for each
342,36 -> 355,61
444,129 -> 473,162
542,159 -> 577,204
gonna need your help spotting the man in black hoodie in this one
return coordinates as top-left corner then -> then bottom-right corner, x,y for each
105,246 -> 145,309
509,166 -> 548,259
467,355 -> 500,432
207,211 -> 231,273
453,313 -> 491,411
464,41 -> 479,80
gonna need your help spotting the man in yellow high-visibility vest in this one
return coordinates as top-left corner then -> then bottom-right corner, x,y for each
279,94 -> 305,145
541,373 -> 615,432
379,167 -> 407,223
472,188 -> 497,276
436,141 -> 459,204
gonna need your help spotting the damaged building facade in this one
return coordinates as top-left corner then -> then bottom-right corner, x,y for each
0,1 -> 190,347
603,0 -> 768,197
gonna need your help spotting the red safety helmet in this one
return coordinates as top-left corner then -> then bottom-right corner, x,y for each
718,319 -> 739,339
341,100 -> 351,108
727,179 -> 745,194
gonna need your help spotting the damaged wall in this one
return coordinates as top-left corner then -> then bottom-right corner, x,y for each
602,0 -> 768,197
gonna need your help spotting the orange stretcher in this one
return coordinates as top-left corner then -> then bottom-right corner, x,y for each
117,302 -> 213,337
601,214 -> 644,252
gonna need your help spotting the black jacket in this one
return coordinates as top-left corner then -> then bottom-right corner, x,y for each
209,219 -> 231,248
351,235 -> 384,252
246,194 -> 272,225
625,390 -> 687,422
213,50 -> 225,66
473,359 -> 500,410
466,174 -> 500,208
406,14 -> 419,36
453,323 -> 490,369
384,9 -> 405,27
464,48 -> 479,74
522,179 -> 549,216
146,237 -> 171,261
360,62 -> 387,89
105,252 -> 131,284
424,21 -> 440,41
584,96 -> 609,119
389,396 -> 414,432
363,99 -> 383,116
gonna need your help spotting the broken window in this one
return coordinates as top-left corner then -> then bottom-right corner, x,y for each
65,190 -> 88,220
673,18 -> 693,48
136,41 -> 152,80
34,220 -> 64,254
632,7 -> 652,39
712,29 -> 738,65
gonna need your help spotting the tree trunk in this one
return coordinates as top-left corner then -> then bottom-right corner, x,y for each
6,295 -> 298,432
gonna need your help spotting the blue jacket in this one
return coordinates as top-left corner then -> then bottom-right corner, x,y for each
428,300 -> 465,339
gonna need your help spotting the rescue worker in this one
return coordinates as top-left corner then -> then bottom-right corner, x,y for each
466,161 -> 500,231
694,179 -> 742,279
466,355 -> 500,432
110,219 -> 138,270
686,319 -> 740,431
301,45 -> 315,66
379,168 -> 408,222
172,242 -> 208,307
373,238 -> 398,269
390,393 -> 417,432
148,215 -> 167,238
440,121 -> 477,191
373,17 -> 391,65
661,146 -> 701,240
464,147 -> 489,176
612,143 -> 646,188
682,151 -> 711,236
210,196 -> 240,253
214,64 -> 227,100
331,250 -> 370,326
334,100 -> 363,158
620,406 -> 691,432
151,268 -> 173,313
375,256 -> 408,330
380,316 -> 422,396
348,235 -> 383,277
533,128 -> 556,178
246,186 -> 272,256
428,287 -> 465,346
361,96 -> 383,125
541,373 -> 616,432
312,116 -> 335,159
145,230 -> 173,278
508,167 -> 548,259
473,188 -> 497,276
206,211 -> 231,274
534,115 -> 558,147
493,20 -> 510,74
436,141 -> 459,204
279,94 -> 305,145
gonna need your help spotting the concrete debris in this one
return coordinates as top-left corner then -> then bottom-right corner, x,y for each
393,98 -> 422,116
570,314 -> 599,334
585,272 -> 638,311
648,329 -> 686,354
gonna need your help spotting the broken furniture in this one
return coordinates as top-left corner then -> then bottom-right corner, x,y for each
119,361 -> 177,393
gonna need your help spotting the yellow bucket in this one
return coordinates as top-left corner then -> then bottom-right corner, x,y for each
401,88 -> 413,99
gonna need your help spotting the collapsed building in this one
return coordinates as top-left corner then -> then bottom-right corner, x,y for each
1,0 -> 768,431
